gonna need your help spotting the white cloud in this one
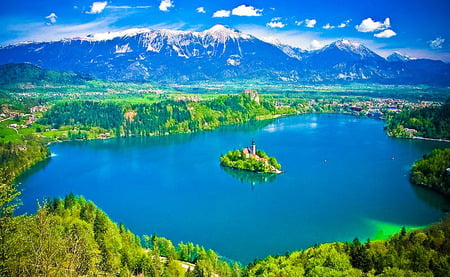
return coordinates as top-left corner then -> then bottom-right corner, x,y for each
212,10 -> 231,18
338,20 -> 351,28
295,20 -> 303,26
5,17 -> 118,43
355,17 -> 390,32
159,0 -> 174,12
322,24 -> 334,30
237,24 -> 335,50
86,2 -> 108,14
429,37 -> 445,49
304,19 -> 317,28
196,7 -> 206,14
231,5 -> 263,16
374,29 -> 396,38
45,13 -> 57,24
267,21 -> 285,28
310,40 -> 323,50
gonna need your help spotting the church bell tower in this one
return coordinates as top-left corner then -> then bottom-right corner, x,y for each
251,138 -> 256,155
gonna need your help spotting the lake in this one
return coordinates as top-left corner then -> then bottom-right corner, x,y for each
17,114 -> 450,264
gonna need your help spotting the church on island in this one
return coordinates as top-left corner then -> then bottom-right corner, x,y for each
242,139 -> 267,162
220,139 -> 282,174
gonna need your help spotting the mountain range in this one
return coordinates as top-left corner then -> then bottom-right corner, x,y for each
0,25 -> 449,85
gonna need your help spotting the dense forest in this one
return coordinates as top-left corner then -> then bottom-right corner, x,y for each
410,148 -> 450,196
39,92 -> 293,138
220,149 -> 282,173
386,100 -> 450,139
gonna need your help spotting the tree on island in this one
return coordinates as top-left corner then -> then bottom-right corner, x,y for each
220,140 -> 282,174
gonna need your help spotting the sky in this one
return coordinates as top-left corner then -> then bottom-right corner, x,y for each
0,0 -> 449,61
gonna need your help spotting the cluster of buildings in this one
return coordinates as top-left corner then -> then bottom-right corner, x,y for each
341,99 -> 440,118
1,105 -> 48,129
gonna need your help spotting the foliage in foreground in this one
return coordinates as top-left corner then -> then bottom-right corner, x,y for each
0,194 -> 242,277
246,217 -> 450,277
410,148 -> 450,196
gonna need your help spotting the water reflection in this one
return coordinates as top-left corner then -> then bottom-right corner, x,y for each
221,165 -> 278,189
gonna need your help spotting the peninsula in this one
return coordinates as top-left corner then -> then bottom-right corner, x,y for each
220,139 -> 283,174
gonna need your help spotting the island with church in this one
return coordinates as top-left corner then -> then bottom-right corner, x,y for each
220,139 -> 283,174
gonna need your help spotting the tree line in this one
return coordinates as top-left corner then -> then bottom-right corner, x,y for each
39,93 -> 287,138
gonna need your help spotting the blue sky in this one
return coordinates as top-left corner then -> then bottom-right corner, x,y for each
1,0 -> 449,61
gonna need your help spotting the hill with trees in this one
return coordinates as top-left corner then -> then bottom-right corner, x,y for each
386,100 -> 450,139
0,63 -> 90,88
38,91 -> 294,139
410,148 -> 450,196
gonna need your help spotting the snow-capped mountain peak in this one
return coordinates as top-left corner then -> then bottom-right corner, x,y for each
87,28 -> 151,41
333,39 -> 362,50
201,24 -> 251,41
387,51 -> 412,62
317,39 -> 381,60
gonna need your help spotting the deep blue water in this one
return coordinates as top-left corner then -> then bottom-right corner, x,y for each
17,114 -> 450,263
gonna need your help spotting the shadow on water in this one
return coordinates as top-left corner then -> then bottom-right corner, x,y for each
60,132 -> 199,150
220,165 -> 278,190
15,157 -> 52,186
411,185 -> 450,212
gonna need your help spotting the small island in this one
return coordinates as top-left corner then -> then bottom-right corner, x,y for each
220,139 -> 283,174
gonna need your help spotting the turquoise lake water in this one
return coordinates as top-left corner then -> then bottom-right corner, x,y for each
17,114 -> 450,263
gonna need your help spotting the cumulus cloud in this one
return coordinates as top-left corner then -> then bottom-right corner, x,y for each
310,40 -> 323,50
304,19 -> 317,28
322,24 -> 334,29
45,13 -> 57,24
267,21 -> 286,28
295,20 -> 303,26
231,5 -> 263,16
196,7 -> 206,13
159,0 -> 174,12
355,17 -> 390,32
212,10 -> 231,18
374,29 -> 396,38
86,2 -> 108,14
429,37 -> 445,49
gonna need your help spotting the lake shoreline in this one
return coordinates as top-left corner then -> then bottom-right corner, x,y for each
18,113 -> 449,263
